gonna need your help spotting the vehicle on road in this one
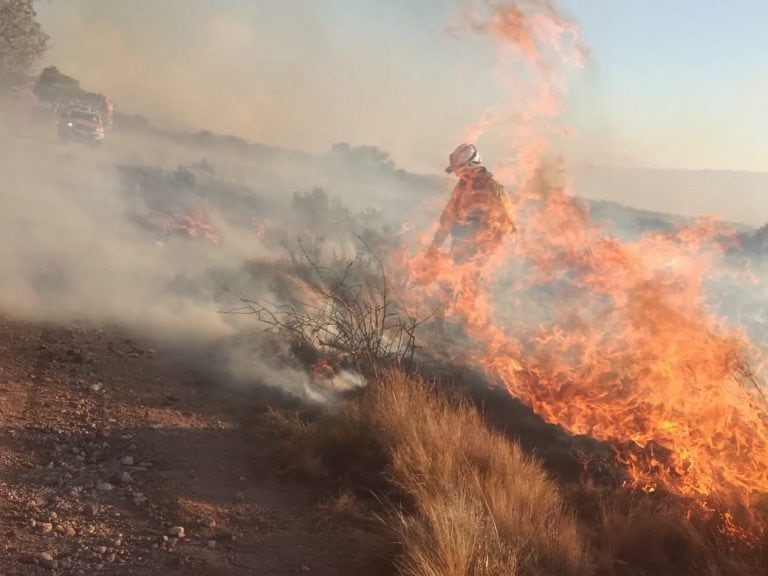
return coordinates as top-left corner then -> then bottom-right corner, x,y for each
57,106 -> 105,146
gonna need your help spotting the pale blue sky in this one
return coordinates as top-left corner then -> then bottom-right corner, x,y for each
561,0 -> 768,171
38,1 -> 768,174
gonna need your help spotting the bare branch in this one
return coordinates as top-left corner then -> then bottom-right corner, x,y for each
231,238 -> 430,376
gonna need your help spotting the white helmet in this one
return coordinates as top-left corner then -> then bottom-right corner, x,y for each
446,143 -> 481,174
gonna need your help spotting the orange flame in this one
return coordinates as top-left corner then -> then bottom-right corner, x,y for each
310,357 -> 336,381
168,213 -> 220,245
151,211 -> 220,245
404,166 -> 768,537
400,0 -> 768,537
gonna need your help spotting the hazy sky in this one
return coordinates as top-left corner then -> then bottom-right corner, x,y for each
36,0 -> 768,175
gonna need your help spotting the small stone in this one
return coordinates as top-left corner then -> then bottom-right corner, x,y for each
200,516 -> 216,528
97,546 -> 107,554
301,565 -> 311,573
120,456 -> 134,466
120,471 -> 133,484
29,519 -> 37,529
64,525 -> 77,538
39,552 -> 57,570
39,522 -> 53,534
106,553 -> 116,563
90,383 -> 103,393
206,540 -> 216,549
48,512 -> 58,522
168,526 -> 185,538
96,482 -> 112,492
85,503 -> 100,516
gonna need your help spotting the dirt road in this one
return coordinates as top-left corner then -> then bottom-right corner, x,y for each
0,316 -> 388,575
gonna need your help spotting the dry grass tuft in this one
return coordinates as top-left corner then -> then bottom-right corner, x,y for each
376,372 -> 587,576
571,485 -> 768,576
594,494 -> 717,576
269,371 -> 589,576
266,371 -> 768,575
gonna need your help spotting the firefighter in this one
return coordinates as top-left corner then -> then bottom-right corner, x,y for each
427,143 -> 515,265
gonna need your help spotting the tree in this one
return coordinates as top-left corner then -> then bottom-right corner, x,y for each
33,66 -> 81,104
0,0 -> 48,91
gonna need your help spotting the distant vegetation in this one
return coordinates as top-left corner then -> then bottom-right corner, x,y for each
33,65 -> 81,104
0,0 -> 48,92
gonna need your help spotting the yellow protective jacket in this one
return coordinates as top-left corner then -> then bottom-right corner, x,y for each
433,167 -> 515,250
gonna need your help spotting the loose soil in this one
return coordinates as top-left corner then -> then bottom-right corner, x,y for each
0,316 -> 389,575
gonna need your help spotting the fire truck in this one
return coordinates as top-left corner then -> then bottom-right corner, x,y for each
54,92 -> 114,146
56,105 -> 105,146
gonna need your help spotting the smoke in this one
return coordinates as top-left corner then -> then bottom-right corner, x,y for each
0,93 -> 443,400
9,0 -> 767,410
0,124 -> 238,335
390,1 -> 768,527
439,0 -> 588,207
33,0 -> 494,174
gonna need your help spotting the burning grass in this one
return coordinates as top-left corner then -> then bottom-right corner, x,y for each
267,371 -> 768,575
397,163 -> 768,539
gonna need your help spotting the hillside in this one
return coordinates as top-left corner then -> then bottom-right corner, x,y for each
2,97 -> 768,575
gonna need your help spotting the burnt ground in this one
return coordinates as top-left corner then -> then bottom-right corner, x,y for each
0,316 -> 390,576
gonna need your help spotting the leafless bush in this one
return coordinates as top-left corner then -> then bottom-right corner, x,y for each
230,239 -> 432,378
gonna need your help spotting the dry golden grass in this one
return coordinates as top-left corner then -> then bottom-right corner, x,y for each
581,490 -> 717,576
376,372 -> 587,576
268,371 -> 588,576
265,371 -> 768,576
570,483 -> 768,576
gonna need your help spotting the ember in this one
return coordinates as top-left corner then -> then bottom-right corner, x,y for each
163,212 -> 219,244
148,211 -> 220,245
